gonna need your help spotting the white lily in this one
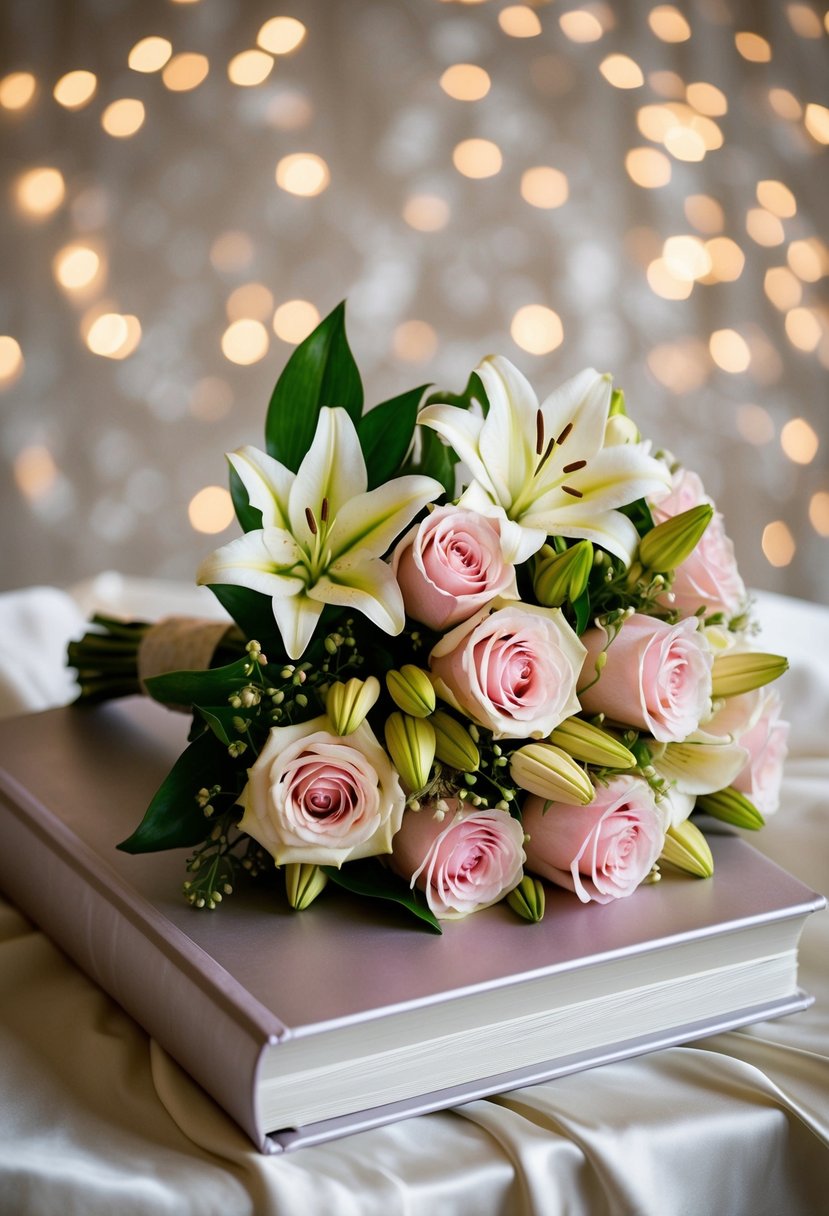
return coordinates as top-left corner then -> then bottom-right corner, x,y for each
197,407 -> 442,659
418,356 -> 671,564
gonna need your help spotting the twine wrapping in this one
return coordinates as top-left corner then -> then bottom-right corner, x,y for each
137,616 -> 234,704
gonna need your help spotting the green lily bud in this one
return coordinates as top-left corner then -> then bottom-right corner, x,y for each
533,540 -> 593,607
386,665 -> 436,718
284,863 -> 328,911
609,387 -> 627,416
385,712 -> 436,793
431,710 -> 480,772
638,504 -> 714,572
697,787 -> 765,830
509,743 -> 594,805
659,820 -> 714,878
326,675 -> 380,736
604,414 -> 641,446
507,875 -> 546,923
548,716 -> 636,769
710,652 -> 788,699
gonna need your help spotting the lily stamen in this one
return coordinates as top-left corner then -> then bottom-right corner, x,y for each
557,422 -> 573,445
563,460 -> 587,475
305,507 -> 318,535
535,436 -> 555,475
562,485 -> 583,498
320,496 -> 329,524
535,409 -> 544,456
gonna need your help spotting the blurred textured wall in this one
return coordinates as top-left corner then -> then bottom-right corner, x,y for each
1,0 -> 827,602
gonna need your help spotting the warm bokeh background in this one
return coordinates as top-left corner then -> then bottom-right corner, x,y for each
1,0 -> 827,603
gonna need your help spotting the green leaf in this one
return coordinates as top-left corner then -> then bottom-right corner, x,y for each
322,860 -> 442,933
117,730 -> 234,853
195,705 -> 252,747
424,371 -> 488,415
265,301 -> 363,471
358,385 -> 428,489
145,655 -> 256,709
620,497 -> 655,538
206,584 -> 286,658
229,464 -> 263,534
403,427 -> 457,499
573,588 -> 592,635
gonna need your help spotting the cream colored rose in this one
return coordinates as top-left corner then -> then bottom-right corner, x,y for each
237,715 -> 405,867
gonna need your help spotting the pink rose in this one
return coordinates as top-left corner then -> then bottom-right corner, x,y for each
238,715 -> 405,867
731,689 -> 790,817
579,613 -> 712,743
523,775 -> 665,904
651,468 -> 746,620
391,800 -> 525,919
429,601 -> 586,739
392,506 -> 517,630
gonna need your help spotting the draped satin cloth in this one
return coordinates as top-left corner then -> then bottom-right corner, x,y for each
0,577 -> 826,1215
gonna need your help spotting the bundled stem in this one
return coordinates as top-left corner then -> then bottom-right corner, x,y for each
67,614 -> 245,703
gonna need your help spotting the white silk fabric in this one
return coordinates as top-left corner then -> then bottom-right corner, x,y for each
0,576 -> 826,1215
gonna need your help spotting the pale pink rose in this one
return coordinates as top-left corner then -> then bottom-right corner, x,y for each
651,468 -> 746,620
579,613 -> 712,743
237,715 -> 405,867
392,506 -> 517,630
391,800 -> 525,919
731,689 -> 790,817
429,601 -> 586,739
523,775 -> 665,904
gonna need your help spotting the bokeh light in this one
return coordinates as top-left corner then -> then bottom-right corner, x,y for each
101,99 -> 145,138
710,329 -> 751,373
403,194 -> 450,231
648,6 -> 691,42
14,446 -> 58,502
452,139 -> 502,178
84,312 -> 142,359
762,521 -> 796,567
228,50 -> 274,87
499,6 -> 543,38
559,10 -> 603,42
735,32 -> 772,62
128,37 -> 173,73
599,55 -> 643,89
275,153 -> 330,196
781,417 -> 819,463
393,321 -> 438,362
440,64 -> 490,101
257,17 -> 307,55
221,319 -> 270,365
273,300 -> 321,345
162,53 -> 209,92
809,492 -> 829,537
53,70 -> 97,109
0,71 -> 37,110
520,167 -> 569,208
0,336 -> 24,390
510,306 -> 563,355
188,486 -> 235,534
14,167 -> 65,219
53,244 -> 102,292
625,147 -> 671,188
226,283 -> 274,322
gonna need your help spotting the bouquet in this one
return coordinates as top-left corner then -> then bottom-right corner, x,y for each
69,303 -> 789,932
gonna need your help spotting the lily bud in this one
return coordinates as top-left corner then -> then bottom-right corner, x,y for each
697,787 -> 765,830
326,675 -> 380,736
659,820 -> 714,878
603,413 -> 640,446
384,712 -> 436,793
386,665 -> 436,718
431,710 -> 480,772
507,875 -> 545,923
509,743 -> 594,805
533,540 -> 593,607
284,863 -> 328,910
548,716 -> 636,769
710,652 -> 788,699
638,504 -> 714,573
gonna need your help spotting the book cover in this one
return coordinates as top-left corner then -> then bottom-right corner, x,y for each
0,697 -> 823,1153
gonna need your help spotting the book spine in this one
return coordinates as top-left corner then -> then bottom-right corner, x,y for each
0,774 -> 281,1153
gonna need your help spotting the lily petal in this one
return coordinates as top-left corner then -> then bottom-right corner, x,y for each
227,446 -> 294,529
417,404 -> 494,499
196,529 -> 305,598
522,505 -> 642,565
530,444 -> 671,521
656,731 -> 750,795
312,553 -> 405,636
288,407 -> 368,547
476,356 -> 539,506
537,369 -> 612,468
329,474 -> 443,561
272,592 -> 324,660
